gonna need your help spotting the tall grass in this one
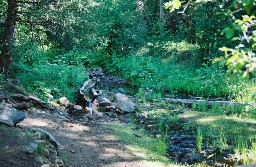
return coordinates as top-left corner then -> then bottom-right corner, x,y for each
103,39 -> 256,103
12,50 -> 88,102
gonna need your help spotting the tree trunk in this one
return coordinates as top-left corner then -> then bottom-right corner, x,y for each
159,0 -> 164,36
0,0 -> 17,75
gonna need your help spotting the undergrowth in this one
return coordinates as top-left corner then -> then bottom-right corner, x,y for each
90,39 -> 256,103
109,123 -> 175,166
141,104 -> 256,165
12,50 -> 88,102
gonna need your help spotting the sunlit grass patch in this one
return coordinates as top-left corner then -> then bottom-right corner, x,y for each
180,109 -> 256,163
108,123 -> 180,167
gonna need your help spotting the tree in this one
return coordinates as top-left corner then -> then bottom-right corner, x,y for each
0,0 -> 17,75
0,0 -> 90,74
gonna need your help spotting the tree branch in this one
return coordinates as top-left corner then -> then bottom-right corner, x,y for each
177,0 -> 192,14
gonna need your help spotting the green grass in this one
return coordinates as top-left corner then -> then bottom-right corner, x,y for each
180,109 -> 256,164
37,143 -> 46,156
196,127 -> 203,153
101,39 -> 256,103
13,62 -> 88,102
136,100 -> 256,165
109,123 -> 179,166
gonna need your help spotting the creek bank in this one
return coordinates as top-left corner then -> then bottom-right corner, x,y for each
1,67 -> 252,166
133,109 -> 247,166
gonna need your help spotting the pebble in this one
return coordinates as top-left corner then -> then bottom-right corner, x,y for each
55,159 -> 64,167
23,142 -> 38,154
35,156 -> 44,164
45,149 -> 50,158
41,164 -> 50,167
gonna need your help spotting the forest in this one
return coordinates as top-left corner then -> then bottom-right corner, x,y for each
0,0 -> 256,166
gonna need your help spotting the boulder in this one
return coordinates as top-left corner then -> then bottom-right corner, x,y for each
0,104 -> 25,126
96,96 -> 111,107
114,93 -> 135,113
58,97 -> 70,107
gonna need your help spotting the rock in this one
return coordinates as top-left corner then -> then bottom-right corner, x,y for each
95,106 -> 106,112
67,104 -> 83,115
89,67 -> 104,78
55,159 -> 64,167
12,102 -> 33,110
0,119 -> 14,126
96,96 -> 111,107
23,142 -> 38,154
116,100 -> 135,113
0,92 -> 6,101
0,105 -> 25,126
35,140 -> 47,144
41,164 -> 51,167
93,110 -> 103,118
74,105 -> 82,111
35,156 -> 44,164
58,97 -> 70,107
105,106 -> 116,112
30,128 -> 60,153
49,101 -> 60,108
44,149 -> 50,158
32,132 -> 43,140
113,93 -> 135,113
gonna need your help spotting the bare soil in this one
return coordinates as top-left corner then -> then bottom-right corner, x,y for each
0,106 -> 166,167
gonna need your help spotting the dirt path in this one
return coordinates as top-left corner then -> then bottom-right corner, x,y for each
18,108 -> 167,167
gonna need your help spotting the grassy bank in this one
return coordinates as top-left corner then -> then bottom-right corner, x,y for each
95,39 -> 256,103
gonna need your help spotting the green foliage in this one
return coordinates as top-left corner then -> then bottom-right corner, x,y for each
164,0 -> 181,12
215,15 -> 256,77
12,50 -> 88,101
37,143 -> 46,157
151,138 -> 168,155
197,102 -> 207,112
15,63 -> 87,101
196,127 -> 203,152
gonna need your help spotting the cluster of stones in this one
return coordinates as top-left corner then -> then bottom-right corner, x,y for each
55,67 -> 136,118
22,128 -> 64,167
135,112 -> 240,166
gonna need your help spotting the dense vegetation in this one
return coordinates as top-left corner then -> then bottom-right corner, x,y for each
0,0 -> 256,165
0,0 -> 255,102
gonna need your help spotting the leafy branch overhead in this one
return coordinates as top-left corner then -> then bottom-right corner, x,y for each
215,15 -> 256,77
165,0 -> 256,77
164,0 -> 181,12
